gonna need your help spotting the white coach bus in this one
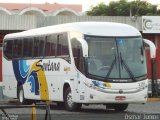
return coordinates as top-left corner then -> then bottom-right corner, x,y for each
2,22 -> 155,111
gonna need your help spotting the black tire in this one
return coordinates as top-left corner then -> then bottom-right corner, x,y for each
18,86 -> 33,105
113,103 -> 128,112
64,87 -> 82,111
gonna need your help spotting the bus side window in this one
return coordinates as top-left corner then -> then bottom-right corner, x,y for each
71,39 -> 84,73
13,39 -> 22,59
3,40 -> 13,59
23,38 -> 33,58
57,33 -> 69,57
33,37 -> 45,58
33,38 -> 39,58
39,37 -> 45,57
45,35 -> 56,57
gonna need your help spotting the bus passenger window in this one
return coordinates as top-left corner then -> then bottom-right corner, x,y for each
45,35 -> 56,57
33,37 -> 45,58
57,33 -> 69,57
39,38 -> 45,57
13,40 -> 22,58
33,38 -> 39,57
23,38 -> 33,58
3,40 -> 13,59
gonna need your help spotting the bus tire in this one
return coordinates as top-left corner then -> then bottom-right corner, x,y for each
18,86 -> 31,105
64,87 -> 81,111
113,103 -> 128,112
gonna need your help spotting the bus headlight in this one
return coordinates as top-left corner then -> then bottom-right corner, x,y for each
83,80 -> 97,89
84,80 -> 107,90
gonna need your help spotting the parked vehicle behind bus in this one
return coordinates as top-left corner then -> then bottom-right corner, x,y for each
2,22 -> 155,111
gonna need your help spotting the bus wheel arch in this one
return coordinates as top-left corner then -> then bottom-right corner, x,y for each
63,83 -> 70,100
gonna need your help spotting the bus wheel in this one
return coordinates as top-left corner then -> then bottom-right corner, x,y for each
18,86 -> 29,104
64,87 -> 81,111
113,103 -> 128,112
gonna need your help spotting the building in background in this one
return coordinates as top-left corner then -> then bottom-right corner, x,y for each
0,2 -> 82,84
0,3 -> 82,16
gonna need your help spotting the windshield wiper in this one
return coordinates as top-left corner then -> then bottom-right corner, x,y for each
120,52 -> 136,82
105,54 -> 117,79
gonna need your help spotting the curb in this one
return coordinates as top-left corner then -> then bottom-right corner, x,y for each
0,99 -> 18,104
147,98 -> 160,101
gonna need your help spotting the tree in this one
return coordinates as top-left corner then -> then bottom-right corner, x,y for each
86,0 -> 160,16
130,0 -> 159,16
87,3 -> 107,16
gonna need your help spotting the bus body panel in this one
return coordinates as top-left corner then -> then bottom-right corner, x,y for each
3,57 -> 80,101
71,73 -> 148,104
81,79 -> 148,104
2,57 -> 17,98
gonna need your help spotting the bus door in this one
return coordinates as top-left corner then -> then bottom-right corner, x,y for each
71,38 -> 88,97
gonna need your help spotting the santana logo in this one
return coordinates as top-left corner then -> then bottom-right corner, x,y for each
12,60 -> 60,100
37,60 -> 60,72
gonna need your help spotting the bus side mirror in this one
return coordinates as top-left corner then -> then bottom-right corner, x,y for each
143,39 -> 156,59
77,38 -> 88,57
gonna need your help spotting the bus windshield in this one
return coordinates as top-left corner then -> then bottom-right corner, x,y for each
85,36 -> 147,82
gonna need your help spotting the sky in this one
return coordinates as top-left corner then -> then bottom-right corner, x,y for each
0,0 -> 160,11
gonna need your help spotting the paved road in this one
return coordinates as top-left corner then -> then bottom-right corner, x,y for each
0,101 -> 160,120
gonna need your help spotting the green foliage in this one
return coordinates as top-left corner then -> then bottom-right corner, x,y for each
87,3 -> 107,16
86,0 -> 160,16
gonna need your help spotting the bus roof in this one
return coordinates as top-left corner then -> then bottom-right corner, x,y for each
4,22 -> 141,39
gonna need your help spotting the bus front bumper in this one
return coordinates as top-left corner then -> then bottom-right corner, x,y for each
82,87 -> 148,104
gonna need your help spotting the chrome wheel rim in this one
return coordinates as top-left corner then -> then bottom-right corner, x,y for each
67,92 -> 73,107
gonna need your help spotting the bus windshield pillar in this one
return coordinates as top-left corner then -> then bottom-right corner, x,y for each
77,38 -> 88,57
